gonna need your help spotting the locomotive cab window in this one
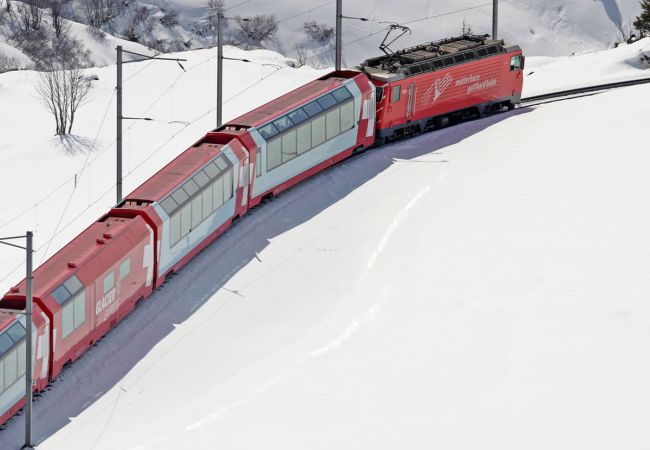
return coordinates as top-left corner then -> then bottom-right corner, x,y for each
390,85 -> 401,103
376,86 -> 384,103
510,55 -> 522,71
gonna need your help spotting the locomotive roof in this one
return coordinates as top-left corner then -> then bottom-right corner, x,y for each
358,34 -> 518,82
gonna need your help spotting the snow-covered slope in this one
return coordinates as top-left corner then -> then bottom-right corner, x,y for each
165,0 -> 646,64
0,0 -> 646,70
0,33 -> 649,450
0,46 -> 327,296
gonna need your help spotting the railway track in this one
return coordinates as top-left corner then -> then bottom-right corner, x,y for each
519,76 -> 650,107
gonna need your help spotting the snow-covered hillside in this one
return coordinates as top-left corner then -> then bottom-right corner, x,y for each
0,0 -> 647,70
0,33 -> 649,450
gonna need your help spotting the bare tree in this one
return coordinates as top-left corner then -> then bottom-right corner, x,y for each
235,14 -> 277,48
303,21 -> 333,44
0,51 -> 20,73
14,1 -> 43,31
294,44 -> 309,67
123,5 -> 151,41
50,0 -> 69,38
83,0 -> 118,29
36,64 -> 91,135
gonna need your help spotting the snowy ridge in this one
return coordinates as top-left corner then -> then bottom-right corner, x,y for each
0,0 -> 647,70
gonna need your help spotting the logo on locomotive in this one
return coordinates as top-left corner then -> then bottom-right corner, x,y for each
423,73 -> 454,105
96,283 -> 120,322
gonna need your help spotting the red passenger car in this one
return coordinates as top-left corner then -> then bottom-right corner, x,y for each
360,35 -> 524,142
111,133 -> 249,285
218,70 -> 376,208
1,215 -> 154,378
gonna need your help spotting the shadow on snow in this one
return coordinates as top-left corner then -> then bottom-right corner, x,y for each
0,107 -> 532,447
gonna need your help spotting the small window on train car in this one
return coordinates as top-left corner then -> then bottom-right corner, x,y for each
0,334 -> 13,355
288,108 -> 308,125
6,322 -> 25,343
510,55 -> 522,71
477,48 -> 488,57
303,101 -> 323,117
332,87 -> 352,103
203,161 -> 219,179
390,85 -> 401,103
215,155 -> 229,171
193,170 -> 210,188
487,46 -> 498,55
51,285 -> 71,305
64,275 -> 82,294
182,179 -> 199,197
171,188 -> 189,206
433,59 -> 444,68
464,52 -> 476,61
409,65 -> 421,75
453,54 -> 465,63
258,123 -> 278,140
119,258 -> 130,280
376,87 -> 384,102
443,57 -> 453,66
103,273 -> 115,295
273,115 -> 292,133
160,196 -> 177,215
317,94 -> 337,111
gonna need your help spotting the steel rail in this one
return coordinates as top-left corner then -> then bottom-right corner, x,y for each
519,76 -> 650,106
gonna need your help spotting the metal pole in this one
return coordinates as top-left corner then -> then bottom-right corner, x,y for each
492,0 -> 498,39
116,45 -> 123,205
335,0 -> 342,71
23,231 -> 33,450
217,12 -> 224,128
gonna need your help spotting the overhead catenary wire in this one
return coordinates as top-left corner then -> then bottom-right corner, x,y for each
301,0 -> 508,63
224,0 -> 255,11
1,53 -> 286,284
39,88 -> 117,265
278,1 -> 335,23
0,54 -> 214,236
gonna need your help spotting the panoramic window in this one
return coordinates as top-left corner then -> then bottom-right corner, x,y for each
162,153 -> 235,248
260,86 -> 356,173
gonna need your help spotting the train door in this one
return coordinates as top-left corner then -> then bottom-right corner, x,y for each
406,82 -> 415,121
237,151 -> 250,216
509,54 -> 524,93
387,84 -> 407,128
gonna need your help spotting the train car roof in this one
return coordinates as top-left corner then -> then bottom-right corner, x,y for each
358,34 -> 520,82
225,71 -> 362,129
0,312 -> 18,334
3,216 -> 149,301
126,139 -> 232,203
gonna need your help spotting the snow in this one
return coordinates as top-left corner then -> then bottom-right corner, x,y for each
1,26 -> 650,450
1,0 -> 647,69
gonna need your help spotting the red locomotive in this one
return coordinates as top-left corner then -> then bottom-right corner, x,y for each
0,34 -> 524,428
